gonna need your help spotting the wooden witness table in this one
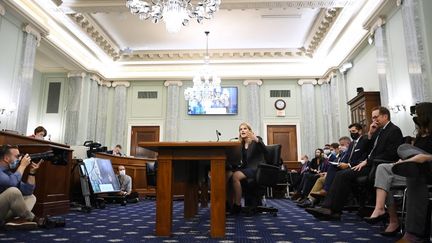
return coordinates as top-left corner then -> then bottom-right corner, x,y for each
138,141 -> 241,238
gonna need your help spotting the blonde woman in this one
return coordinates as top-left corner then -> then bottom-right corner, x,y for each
227,122 -> 267,214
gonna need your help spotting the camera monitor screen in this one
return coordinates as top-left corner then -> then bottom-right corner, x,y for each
187,87 -> 238,115
82,158 -> 120,194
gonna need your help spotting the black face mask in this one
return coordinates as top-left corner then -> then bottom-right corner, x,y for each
350,132 -> 360,140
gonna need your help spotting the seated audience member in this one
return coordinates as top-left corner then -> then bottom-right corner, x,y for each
311,124 -> 368,199
117,166 -> 139,203
299,136 -> 351,207
287,155 -> 310,193
226,122 -> 267,214
323,144 -> 336,161
107,145 -> 123,156
28,126 -> 47,140
291,149 -> 328,201
306,106 -> 403,220
393,102 -> 432,243
0,145 -> 42,229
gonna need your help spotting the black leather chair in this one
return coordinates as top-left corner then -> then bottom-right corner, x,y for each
243,144 -> 284,216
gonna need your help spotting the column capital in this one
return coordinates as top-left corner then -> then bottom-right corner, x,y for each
67,71 -> 86,79
297,79 -> 318,86
112,81 -> 130,88
100,80 -> 112,87
0,3 -> 5,16
243,79 -> 263,86
164,80 -> 183,87
22,24 -> 41,46
89,74 -> 101,84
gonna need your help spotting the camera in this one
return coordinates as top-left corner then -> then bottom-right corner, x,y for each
26,148 -> 68,165
410,104 -> 416,116
84,140 -> 107,158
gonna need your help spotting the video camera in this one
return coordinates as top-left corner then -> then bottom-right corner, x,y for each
410,104 -> 416,116
26,148 -> 68,165
83,140 -> 107,158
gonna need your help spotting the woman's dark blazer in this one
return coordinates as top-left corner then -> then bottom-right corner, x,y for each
240,136 -> 268,170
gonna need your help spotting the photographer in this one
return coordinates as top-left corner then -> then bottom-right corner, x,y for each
107,145 -> 123,156
0,145 -> 43,229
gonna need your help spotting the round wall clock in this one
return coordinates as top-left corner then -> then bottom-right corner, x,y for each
274,99 -> 286,110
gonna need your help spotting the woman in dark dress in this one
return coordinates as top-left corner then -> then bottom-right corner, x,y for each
227,122 -> 267,214
394,102 -> 432,243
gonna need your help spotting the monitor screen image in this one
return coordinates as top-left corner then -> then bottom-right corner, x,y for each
82,158 -> 120,194
187,87 -> 238,115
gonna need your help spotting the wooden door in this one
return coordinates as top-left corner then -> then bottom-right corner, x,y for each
267,125 -> 299,170
130,126 -> 160,158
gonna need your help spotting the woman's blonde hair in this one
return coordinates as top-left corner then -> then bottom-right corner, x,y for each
238,122 -> 253,144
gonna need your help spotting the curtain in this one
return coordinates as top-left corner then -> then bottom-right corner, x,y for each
112,85 -> 127,148
87,78 -> 99,141
64,75 -> 83,145
165,83 -> 180,141
15,32 -> 38,134
96,85 -> 109,145
401,0 -> 430,102
374,26 -> 391,106
300,83 -> 317,157
246,83 -> 262,135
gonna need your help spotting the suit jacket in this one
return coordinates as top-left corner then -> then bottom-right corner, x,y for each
366,121 -> 403,166
240,136 -> 268,170
345,135 -> 369,166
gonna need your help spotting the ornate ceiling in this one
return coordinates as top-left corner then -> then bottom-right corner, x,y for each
3,0 -> 392,80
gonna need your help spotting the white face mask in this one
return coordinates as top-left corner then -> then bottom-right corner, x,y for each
119,170 -> 126,176
300,160 -> 305,165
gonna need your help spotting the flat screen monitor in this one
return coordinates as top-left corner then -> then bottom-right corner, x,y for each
187,87 -> 238,115
82,158 -> 120,194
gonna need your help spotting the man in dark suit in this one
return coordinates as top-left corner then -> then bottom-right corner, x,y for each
310,123 -> 368,199
107,144 -> 122,156
306,107 -> 403,220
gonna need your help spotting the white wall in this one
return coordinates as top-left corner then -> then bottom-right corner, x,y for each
0,10 -> 23,130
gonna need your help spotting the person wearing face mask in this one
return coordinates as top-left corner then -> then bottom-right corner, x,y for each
0,145 -> 43,229
323,144 -> 336,161
306,107 -> 402,221
291,149 -> 329,201
28,126 -> 47,140
117,165 -> 132,196
287,155 -> 310,198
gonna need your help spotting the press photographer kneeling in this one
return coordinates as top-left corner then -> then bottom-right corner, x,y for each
0,145 -> 43,229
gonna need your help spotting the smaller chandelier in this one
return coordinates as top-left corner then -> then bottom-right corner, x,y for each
126,0 -> 221,33
184,31 -> 222,106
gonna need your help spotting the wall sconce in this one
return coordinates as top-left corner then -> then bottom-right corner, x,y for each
389,104 -> 406,113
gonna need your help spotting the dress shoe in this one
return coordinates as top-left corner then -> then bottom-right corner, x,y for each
297,199 -> 314,208
380,226 -> 400,237
310,190 -> 327,198
363,212 -> 388,224
4,217 -> 38,230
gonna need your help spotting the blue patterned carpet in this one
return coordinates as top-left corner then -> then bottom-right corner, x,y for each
0,199 -> 398,242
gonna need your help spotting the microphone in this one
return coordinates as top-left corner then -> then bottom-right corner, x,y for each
216,130 -> 221,142
229,137 -> 239,141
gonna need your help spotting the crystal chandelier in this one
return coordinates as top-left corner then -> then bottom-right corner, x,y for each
125,0 -> 221,33
184,31 -> 221,104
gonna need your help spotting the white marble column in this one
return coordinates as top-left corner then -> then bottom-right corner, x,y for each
298,79 -> 317,157
243,80 -> 263,135
14,25 -> 41,134
96,80 -> 111,145
111,81 -> 129,148
401,0 -> 431,102
164,80 -> 182,141
0,3 -> 5,16
87,75 -> 100,141
373,20 -> 391,107
64,72 -> 86,145
320,79 -> 332,144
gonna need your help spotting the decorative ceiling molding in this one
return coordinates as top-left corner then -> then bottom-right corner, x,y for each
69,13 -> 121,60
363,0 -> 398,32
164,80 -> 183,87
59,0 -> 352,13
118,48 -> 309,62
302,8 -> 341,57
